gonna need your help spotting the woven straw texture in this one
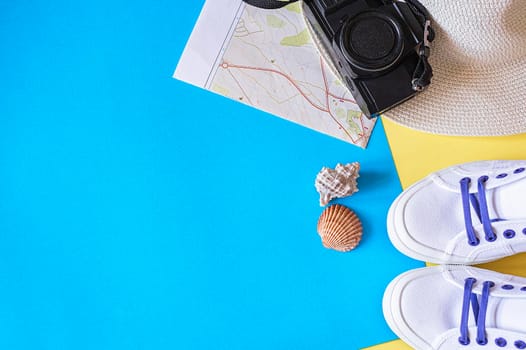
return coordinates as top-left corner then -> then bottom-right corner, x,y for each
383,0 -> 526,136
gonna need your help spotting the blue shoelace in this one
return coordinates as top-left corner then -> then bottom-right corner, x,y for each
460,176 -> 498,245
458,278 -> 526,348
458,277 -> 493,345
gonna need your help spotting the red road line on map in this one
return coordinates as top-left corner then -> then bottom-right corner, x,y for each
226,69 -> 253,105
221,59 -> 366,144
328,93 -> 356,104
319,58 -> 367,144
221,62 -> 329,113
319,59 -> 368,143
319,57 -> 357,142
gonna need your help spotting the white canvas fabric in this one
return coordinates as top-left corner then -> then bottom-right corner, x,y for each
383,265 -> 526,350
387,160 -> 526,264
383,0 -> 526,136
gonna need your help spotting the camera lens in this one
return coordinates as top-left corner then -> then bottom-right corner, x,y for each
351,18 -> 394,59
340,11 -> 404,72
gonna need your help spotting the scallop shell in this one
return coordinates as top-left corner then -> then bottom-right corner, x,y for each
317,204 -> 362,252
315,162 -> 360,206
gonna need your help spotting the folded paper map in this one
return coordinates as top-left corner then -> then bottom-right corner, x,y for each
174,0 -> 376,148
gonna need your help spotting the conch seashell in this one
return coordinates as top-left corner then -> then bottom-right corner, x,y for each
317,204 -> 362,252
315,162 -> 360,206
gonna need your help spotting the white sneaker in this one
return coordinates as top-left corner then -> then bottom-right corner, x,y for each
383,265 -> 526,350
387,160 -> 526,264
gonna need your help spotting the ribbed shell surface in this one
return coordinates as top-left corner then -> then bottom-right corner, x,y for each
317,204 -> 362,252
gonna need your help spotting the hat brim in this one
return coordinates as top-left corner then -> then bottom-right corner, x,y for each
384,31 -> 526,136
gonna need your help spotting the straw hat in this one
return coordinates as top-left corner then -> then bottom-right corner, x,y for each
383,0 -> 526,136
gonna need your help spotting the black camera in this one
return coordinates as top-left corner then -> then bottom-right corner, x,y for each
302,0 -> 432,118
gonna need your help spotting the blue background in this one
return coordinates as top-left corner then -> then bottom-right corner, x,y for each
0,1 -> 422,349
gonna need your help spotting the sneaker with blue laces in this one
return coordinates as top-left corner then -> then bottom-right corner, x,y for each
383,265 -> 526,350
387,160 -> 526,264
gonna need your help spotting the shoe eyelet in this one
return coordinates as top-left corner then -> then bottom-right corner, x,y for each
515,340 -> 526,349
502,284 -> 514,290
458,336 -> 470,345
477,337 -> 488,345
486,235 -> 497,242
521,286 -> 526,291
504,229 -> 516,239
479,175 -> 489,182
514,167 -> 525,174
469,238 -> 480,246
496,173 -> 508,179
522,228 -> 526,235
495,337 -> 507,347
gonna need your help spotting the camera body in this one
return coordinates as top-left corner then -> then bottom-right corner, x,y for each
303,0 -> 425,118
